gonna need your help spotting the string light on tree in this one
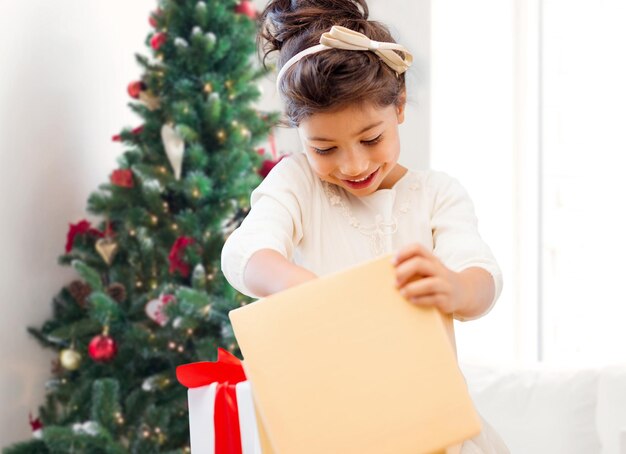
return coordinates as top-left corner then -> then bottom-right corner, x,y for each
240,127 -> 251,140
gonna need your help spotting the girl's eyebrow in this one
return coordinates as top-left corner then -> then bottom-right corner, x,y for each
307,121 -> 383,142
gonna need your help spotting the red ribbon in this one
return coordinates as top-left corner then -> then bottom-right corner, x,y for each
176,348 -> 246,388
215,382 -> 242,454
177,348 -> 247,454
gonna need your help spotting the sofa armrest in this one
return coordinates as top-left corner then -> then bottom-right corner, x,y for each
460,362 -> 602,454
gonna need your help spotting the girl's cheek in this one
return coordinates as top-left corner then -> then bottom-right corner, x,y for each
311,159 -> 332,176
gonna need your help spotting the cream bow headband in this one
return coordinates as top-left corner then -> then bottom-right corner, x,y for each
275,25 -> 413,90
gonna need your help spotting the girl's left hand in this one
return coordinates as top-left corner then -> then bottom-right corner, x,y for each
392,243 -> 466,315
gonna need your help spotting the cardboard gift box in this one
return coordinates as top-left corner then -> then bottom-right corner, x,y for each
177,348 -> 267,454
228,255 -> 480,454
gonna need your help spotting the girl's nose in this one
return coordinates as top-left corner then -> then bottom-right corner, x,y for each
339,150 -> 369,178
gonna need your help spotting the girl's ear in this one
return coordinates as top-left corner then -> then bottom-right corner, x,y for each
396,91 -> 407,124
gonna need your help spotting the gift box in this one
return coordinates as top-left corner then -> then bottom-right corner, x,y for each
228,255 -> 479,454
177,348 -> 269,454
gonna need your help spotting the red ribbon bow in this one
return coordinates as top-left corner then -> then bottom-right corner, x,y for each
177,348 -> 247,454
176,348 -> 246,388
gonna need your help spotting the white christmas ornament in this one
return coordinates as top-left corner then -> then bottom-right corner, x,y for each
161,123 -> 185,180
142,377 -> 155,391
145,294 -> 175,326
175,37 -> 189,47
72,421 -> 99,436
205,32 -> 217,45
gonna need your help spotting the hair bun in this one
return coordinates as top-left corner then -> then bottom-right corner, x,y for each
258,0 -> 370,66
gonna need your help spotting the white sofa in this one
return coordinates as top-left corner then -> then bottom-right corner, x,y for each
459,362 -> 626,454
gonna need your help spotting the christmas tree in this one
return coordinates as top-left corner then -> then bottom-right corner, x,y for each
4,0 -> 279,452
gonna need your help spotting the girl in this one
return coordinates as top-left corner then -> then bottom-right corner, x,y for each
221,0 -> 509,452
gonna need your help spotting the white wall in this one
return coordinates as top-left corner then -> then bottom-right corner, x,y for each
0,0 -> 154,445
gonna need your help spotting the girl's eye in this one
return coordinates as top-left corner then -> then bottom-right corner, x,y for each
312,134 -> 382,155
363,134 -> 383,145
313,147 -> 335,155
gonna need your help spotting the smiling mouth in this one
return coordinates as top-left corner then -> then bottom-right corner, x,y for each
342,168 -> 379,189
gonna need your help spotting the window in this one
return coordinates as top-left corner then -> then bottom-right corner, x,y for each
541,0 -> 626,364
433,0 -> 626,365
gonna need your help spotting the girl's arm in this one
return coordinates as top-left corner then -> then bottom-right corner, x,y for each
424,171 -> 503,321
243,249 -> 317,297
453,267 -> 496,320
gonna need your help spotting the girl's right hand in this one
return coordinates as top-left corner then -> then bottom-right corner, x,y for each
244,249 -> 317,297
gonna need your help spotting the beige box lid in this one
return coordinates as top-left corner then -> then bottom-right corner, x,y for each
230,255 -> 480,454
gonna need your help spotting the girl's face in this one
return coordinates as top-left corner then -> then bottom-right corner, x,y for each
297,101 -> 406,197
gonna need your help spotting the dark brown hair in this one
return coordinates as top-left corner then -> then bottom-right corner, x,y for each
257,0 -> 408,127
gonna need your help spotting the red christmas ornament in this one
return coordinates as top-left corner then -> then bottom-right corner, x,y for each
168,236 -> 196,277
235,0 -> 257,19
149,8 -> 162,28
112,124 -> 144,142
103,220 -> 115,237
150,32 -> 167,50
29,413 -> 43,439
258,155 -> 288,179
132,125 -> 145,135
110,169 -> 134,188
88,333 -> 117,362
257,133 -> 288,178
65,220 -> 104,253
127,80 -> 146,99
